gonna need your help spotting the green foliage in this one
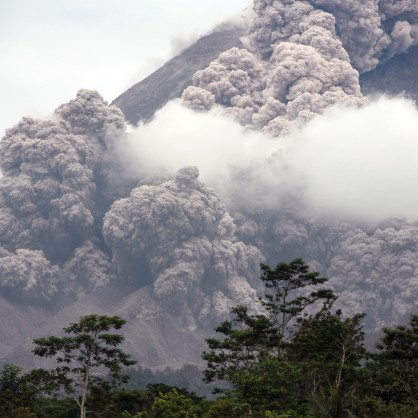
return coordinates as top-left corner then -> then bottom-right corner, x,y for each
0,364 -> 48,416
259,258 -> 335,342
32,314 -> 136,418
0,364 -> 26,415
125,364 -> 213,396
121,411 -> 142,418
118,387 -> 202,418
32,314 -> 136,388
357,397 -> 418,417
32,398 -> 79,418
203,259 -> 336,386
88,387 -> 145,417
82,384 -> 204,418
204,397 -> 252,417
203,305 -> 276,385
9,406 -> 38,418
2,259 -> 418,417
150,388 -> 199,417
202,259 -> 366,417
0,363 -> 74,417
365,314 -> 418,408
291,311 -> 366,415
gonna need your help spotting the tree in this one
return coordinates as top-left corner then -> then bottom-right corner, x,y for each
0,363 -> 70,417
119,387 -> 200,418
205,397 -> 253,418
8,407 -> 37,418
0,364 -> 27,416
203,258 -> 336,414
0,364 -> 41,417
32,314 -> 136,418
149,389 -> 199,418
367,314 -> 418,406
290,310 -> 366,417
259,258 -> 335,342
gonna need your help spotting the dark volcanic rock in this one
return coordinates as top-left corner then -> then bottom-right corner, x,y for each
112,26 -> 246,125
360,46 -> 418,102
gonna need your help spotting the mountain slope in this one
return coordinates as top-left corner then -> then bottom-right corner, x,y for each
112,26 -> 246,125
113,30 -> 418,127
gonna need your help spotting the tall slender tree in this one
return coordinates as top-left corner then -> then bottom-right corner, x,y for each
32,314 -> 136,418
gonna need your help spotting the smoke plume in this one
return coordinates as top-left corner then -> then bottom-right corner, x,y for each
125,92 -> 418,329
182,0 -> 365,133
2,0 -> 418,361
183,0 -> 418,134
103,166 -> 262,326
0,90 -> 125,301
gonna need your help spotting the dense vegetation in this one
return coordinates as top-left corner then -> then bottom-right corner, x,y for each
1,259 -> 417,417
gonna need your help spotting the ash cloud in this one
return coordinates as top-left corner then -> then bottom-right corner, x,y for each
0,116 -> 97,260
103,166 -> 262,326
62,240 -> 116,295
0,248 -> 59,302
0,89 -> 125,302
249,0 -> 418,71
121,92 -> 418,331
327,221 -> 418,329
182,0 -> 418,133
2,0 -> 418,350
0,89 -> 265,323
183,0 -> 365,134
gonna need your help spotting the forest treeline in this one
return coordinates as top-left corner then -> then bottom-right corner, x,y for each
1,259 -> 417,418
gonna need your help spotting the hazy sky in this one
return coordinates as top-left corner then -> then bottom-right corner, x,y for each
0,0 -> 249,136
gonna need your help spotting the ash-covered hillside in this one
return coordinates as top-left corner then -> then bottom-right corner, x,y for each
2,0 -> 418,368
113,25 -> 247,125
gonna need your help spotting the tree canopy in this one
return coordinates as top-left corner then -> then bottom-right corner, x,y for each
32,314 -> 136,418
1,259 -> 417,417
203,258 -> 366,416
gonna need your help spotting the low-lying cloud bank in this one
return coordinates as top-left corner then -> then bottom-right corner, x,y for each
291,96 -> 418,222
127,96 -> 418,223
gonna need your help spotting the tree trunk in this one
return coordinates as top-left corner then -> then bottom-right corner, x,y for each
80,363 -> 90,418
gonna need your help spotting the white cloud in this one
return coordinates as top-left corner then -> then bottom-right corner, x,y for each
126,96 -> 418,222
125,100 -> 280,198
290,96 -> 418,222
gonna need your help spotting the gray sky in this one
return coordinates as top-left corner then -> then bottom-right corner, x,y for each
0,0 -> 249,136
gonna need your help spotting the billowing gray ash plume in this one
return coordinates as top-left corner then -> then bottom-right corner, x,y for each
1,0 -> 418,364
178,0 -> 418,330
103,166 -> 262,327
233,210 -> 418,331
183,0 -> 418,135
183,0 -> 365,134
327,221 -> 418,329
0,90 -> 125,259
251,0 -> 418,72
0,90 -> 262,325
0,248 -> 59,302
0,90 -> 125,301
